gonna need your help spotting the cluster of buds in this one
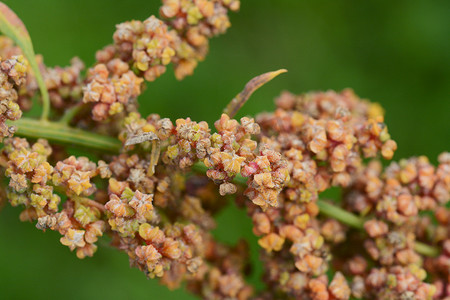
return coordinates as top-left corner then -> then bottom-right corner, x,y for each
83,61 -> 143,121
160,0 -> 240,79
0,55 -> 27,140
232,89 -> 447,299
105,181 -> 159,237
104,179 -> 207,282
0,37 -> 82,114
44,57 -> 84,110
163,117 -> 211,169
256,89 -> 397,204
347,154 -> 449,220
0,37 -> 85,114
110,16 -> 176,81
361,265 -> 436,299
243,146 -> 290,210
1,138 -> 57,219
248,197 -> 332,298
340,152 -> 450,299
132,222 -> 204,280
186,239 -> 253,299
83,0 -> 239,121
105,149 -> 176,208
159,113 -> 290,209
52,155 -> 97,196
1,137 -> 106,258
37,199 -> 106,259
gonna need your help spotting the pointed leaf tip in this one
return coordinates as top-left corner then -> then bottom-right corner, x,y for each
224,69 -> 288,118
0,2 -> 50,120
0,2 -> 30,42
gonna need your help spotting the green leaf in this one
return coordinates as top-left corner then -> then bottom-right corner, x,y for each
0,2 -> 30,44
223,69 -> 287,118
0,2 -> 50,121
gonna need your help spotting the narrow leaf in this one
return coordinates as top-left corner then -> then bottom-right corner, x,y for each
223,69 -> 287,118
0,2 -> 50,120
0,2 -> 30,43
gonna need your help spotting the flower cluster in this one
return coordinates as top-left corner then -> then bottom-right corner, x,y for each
83,0 -> 239,121
0,55 -> 27,141
0,37 -> 86,115
44,57 -> 84,110
233,89 -> 448,300
105,182 -> 158,237
347,154 -> 449,219
83,62 -> 143,120
37,199 -> 106,259
160,113 -> 290,209
160,0 -> 240,79
110,16 -> 176,81
52,155 -> 97,196
339,152 -> 450,299
2,137 -> 58,219
99,152 -> 253,296
257,89 -> 397,204
0,137 -> 107,258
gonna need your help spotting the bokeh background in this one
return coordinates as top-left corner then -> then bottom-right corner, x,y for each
1,0 -> 449,299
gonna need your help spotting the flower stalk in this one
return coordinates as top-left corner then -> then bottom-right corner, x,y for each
8,118 -> 121,153
58,103 -> 84,125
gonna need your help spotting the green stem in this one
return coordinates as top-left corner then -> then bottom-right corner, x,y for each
24,47 -> 50,121
316,199 -> 365,229
9,118 -> 121,153
0,3 -> 50,121
59,103 -> 84,125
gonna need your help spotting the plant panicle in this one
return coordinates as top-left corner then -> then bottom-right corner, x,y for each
0,1 -> 448,300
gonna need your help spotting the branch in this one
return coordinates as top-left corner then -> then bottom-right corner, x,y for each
59,103 -> 84,125
316,199 -> 364,229
9,118 -> 121,153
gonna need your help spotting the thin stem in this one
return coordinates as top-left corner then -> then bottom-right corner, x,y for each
9,118 -> 121,153
316,199 -> 365,229
25,48 -> 50,122
0,3 -> 50,121
59,103 -> 84,125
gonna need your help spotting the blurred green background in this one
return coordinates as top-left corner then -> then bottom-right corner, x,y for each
1,0 -> 449,299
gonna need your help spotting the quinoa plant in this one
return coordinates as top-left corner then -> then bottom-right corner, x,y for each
0,1 -> 448,299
